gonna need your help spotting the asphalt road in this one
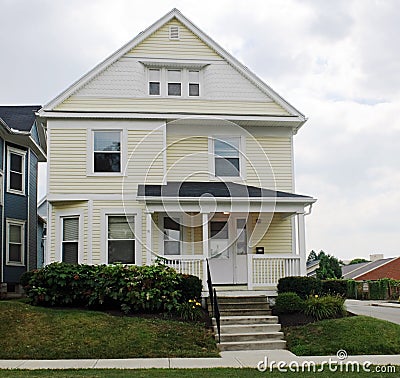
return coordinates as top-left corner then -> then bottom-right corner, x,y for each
345,299 -> 400,325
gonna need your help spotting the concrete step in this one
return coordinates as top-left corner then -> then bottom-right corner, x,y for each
218,308 -> 271,316
208,302 -> 270,310
212,296 -> 269,304
214,323 -> 281,334
218,332 -> 284,343
218,340 -> 286,351
213,315 -> 279,326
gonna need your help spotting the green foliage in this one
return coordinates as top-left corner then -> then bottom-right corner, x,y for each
315,251 -> 342,279
23,262 -> 196,314
174,299 -> 204,321
303,295 -> 345,321
177,274 -> 203,301
346,280 -> 357,299
19,270 -> 36,288
273,292 -> 304,314
307,250 -> 318,262
321,279 -> 347,296
348,258 -> 369,265
369,279 -> 389,300
277,276 -> 322,299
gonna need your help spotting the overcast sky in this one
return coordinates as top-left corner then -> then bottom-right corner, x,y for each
1,0 -> 399,261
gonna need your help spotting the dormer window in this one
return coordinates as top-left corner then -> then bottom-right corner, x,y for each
167,70 -> 182,96
149,69 -> 161,95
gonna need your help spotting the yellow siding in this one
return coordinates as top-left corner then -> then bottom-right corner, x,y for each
55,97 -> 288,116
251,213 -> 292,254
127,18 -> 221,60
246,136 -> 293,191
49,127 -> 164,194
49,201 -> 88,263
166,135 -> 208,181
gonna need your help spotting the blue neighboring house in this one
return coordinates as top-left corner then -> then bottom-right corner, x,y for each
0,106 -> 47,294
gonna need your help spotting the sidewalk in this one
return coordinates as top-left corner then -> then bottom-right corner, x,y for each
0,350 -> 399,369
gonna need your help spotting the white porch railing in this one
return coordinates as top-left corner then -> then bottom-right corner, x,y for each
152,254 -> 205,280
248,254 -> 301,289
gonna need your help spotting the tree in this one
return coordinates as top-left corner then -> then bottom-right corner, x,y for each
348,258 -> 369,265
315,250 -> 342,279
307,250 -> 318,262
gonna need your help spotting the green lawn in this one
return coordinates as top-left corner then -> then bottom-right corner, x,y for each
0,301 -> 218,359
284,315 -> 400,356
0,368 -> 399,378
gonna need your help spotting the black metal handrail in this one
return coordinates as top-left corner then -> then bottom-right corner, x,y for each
206,258 -> 221,343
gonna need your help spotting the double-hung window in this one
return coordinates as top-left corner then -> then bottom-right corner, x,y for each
7,148 -> 26,194
188,70 -> 200,96
6,219 -> 25,265
62,217 -> 79,264
163,216 -> 181,255
107,215 -> 135,264
214,137 -> 241,177
167,69 -> 182,96
148,69 -> 161,95
93,131 -> 121,173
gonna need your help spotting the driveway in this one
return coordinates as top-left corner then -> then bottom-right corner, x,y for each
345,299 -> 400,325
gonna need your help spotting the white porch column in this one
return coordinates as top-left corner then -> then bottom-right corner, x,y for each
297,212 -> 307,276
202,212 -> 209,258
145,211 -> 153,265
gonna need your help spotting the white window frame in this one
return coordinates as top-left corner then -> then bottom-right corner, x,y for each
209,136 -> 245,180
6,218 -> 25,266
7,147 -> 26,195
146,67 -> 203,98
100,208 -> 142,265
188,70 -> 200,97
61,216 -> 80,264
106,214 -> 136,265
158,214 -> 188,256
56,210 -> 83,263
0,172 -> 3,206
87,129 -> 126,176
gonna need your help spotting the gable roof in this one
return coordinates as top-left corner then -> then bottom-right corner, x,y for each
342,258 -> 395,279
39,9 -> 305,122
0,105 -> 41,132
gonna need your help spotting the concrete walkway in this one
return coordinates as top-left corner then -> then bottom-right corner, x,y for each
346,299 -> 400,325
0,350 -> 399,369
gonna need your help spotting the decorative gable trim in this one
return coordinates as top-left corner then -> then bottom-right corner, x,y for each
39,8 -> 305,121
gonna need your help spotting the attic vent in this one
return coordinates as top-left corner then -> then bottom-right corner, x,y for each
169,26 -> 180,40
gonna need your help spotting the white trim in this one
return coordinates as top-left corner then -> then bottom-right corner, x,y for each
162,122 -> 167,184
145,211 -> 153,265
5,218 -> 26,266
87,129 -> 126,176
6,146 -> 26,196
297,213 -> 306,276
38,9 -> 305,120
0,172 -> 3,206
48,193 -> 138,202
100,207 -> 142,265
55,209 -> 84,263
158,213 -> 186,256
45,202 -> 52,266
87,200 -> 93,264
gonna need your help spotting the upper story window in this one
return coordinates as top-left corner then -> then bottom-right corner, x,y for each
149,69 -> 161,95
7,147 -> 26,195
93,131 -> 121,173
167,70 -> 182,96
146,67 -> 202,97
214,137 -> 241,177
188,70 -> 200,96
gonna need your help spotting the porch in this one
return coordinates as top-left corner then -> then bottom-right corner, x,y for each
137,181 -> 316,292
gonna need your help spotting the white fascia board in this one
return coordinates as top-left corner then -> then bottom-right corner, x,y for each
38,8 -> 306,121
37,110 -> 303,124
137,196 -> 316,204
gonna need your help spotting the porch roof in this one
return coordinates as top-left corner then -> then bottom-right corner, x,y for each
137,181 -> 314,202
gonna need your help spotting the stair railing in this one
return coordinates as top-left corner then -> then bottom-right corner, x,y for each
206,258 -> 221,343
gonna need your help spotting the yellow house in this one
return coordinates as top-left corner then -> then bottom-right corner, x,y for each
37,9 -> 316,293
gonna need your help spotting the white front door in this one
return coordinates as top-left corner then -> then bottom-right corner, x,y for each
209,215 -> 248,284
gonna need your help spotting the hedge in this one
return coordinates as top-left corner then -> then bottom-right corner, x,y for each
21,262 -> 202,314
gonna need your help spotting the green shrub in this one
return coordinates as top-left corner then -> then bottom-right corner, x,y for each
369,279 -> 389,300
321,280 -> 347,296
177,274 -> 203,301
20,270 -> 36,288
274,292 -> 304,314
277,276 -> 322,299
174,299 -> 204,321
303,295 -> 345,321
346,280 -> 357,299
24,262 -> 195,314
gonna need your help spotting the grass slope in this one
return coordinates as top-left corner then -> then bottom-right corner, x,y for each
0,301 -> 218,359
284,315 -> 400,356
